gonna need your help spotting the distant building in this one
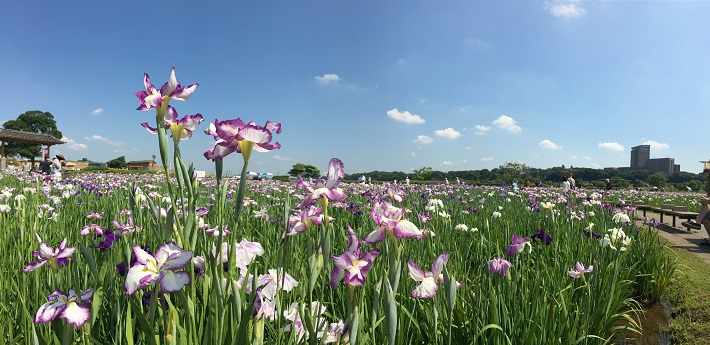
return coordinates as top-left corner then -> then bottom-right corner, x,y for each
127,160 -> 158,170
628,145 -> 680,175
630,145 -> 650,170
645,158 -> 676,175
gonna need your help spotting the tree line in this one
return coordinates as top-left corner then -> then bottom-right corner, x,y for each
339,162 -> 708,191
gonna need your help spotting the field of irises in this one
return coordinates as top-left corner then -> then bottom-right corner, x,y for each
0,68 -> 686,344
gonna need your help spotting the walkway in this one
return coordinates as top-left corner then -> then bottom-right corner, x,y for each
637,210 -> 710,265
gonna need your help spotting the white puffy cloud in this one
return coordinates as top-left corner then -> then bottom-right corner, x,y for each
410,152 -> 416,157
434,128 -> 461,140
473,125 -> 491,135
492,115 -> 522,133
481,157 -> 494,162
85,135 -> 125,147
643,140 -> 669,150
598,142 -> 624,151
314,73 -> 340,85
442,161 -> 453,166
273,155 -> 292,161
61,136 -> 88,150
412,135 -> 433,144
539,139 -> 562,150
387,108 -> 426,124
91,108 -> 104,116
545,1 -> 587,18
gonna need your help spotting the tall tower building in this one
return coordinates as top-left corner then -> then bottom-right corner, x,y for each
630,145 -> 650,170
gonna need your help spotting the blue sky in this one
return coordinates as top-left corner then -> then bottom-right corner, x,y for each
1,1 -> 709,176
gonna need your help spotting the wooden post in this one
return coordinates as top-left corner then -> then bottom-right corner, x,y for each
1,141 -> 5,170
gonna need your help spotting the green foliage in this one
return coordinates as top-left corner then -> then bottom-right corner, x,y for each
647,173 -> 668,188
412,167 -> 433,181
663,244 -> 710,344
2,110 -> 62,163
287,163 -> 320,178
272,175 -> 290,182
106,156 -> 127,169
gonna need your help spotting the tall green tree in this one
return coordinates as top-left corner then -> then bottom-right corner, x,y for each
646,173 -> 667,188
499,161 -> 529,183
412,166 -> 433,181
2,110 -> 62,165
107,156 -> 127,169
288,163 -> 320,179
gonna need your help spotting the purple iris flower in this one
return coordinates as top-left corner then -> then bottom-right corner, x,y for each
488,256 -> 513,277
531,229 -> 553,245
583,230 -> 602,239
203,118 -> 281,161
295,158 -> 347,209
505,234 -> 531,257
124,242 -> 193,296
135,67 -> 198,111
330,226 -> 381,289
362,201 -> 424,245
91,232 -> 121,251
23,238 -> 75,272
407,253 -> 462,299
35,288 -> 94,328
141,106 -> 203,142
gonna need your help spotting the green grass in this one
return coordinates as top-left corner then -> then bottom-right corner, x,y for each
662,244 -> 710,344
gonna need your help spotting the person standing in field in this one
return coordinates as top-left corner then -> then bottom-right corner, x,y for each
567,173 -> 576,190
562,177 -> 570,193
39,156 -> 52,175
51,154 -> 65,182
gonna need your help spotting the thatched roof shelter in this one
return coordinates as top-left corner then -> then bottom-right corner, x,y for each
0,128 -> 64,145
0,128 -> 65,170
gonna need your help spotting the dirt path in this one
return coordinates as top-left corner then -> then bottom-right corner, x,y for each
636,211 -> 710,265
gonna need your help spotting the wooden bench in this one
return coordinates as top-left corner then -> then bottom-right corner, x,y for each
631,201 -> 653,219
632,202 -> 698,230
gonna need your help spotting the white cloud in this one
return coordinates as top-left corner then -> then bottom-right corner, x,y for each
412,135 -> 433,144
85,135 -> 125,147
410,152 -> 416,157
61,136 -> 88,151
314,73 -> 340,85
473,125 -> 491,135
481,157 -> 494,162
570,155 -> 578,160
387,108 -> 426,124
462,159 -> 468,163
598,142 -> 624,151
434,128 -> 461,140
273,155 -> 292,161
545,1 -> 587,18
539,139 -> 562,150
643,140 -> 669,150
91,108 -> 104,116
492,115 -> 522,133
442,161 -> 453,166
583,156 -> 592,160
113,149 -> 139,154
